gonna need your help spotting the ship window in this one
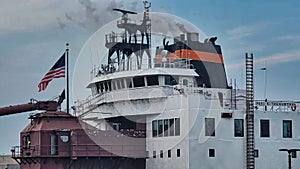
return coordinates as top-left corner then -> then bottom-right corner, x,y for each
175,118 -> 180,136
112,80 -> 116,90
95,83 -> 100,94
152,120 -> 158,137
126,78 -> 133,88
133,76 -> 145,87
95,87 -> 99,94
104,82 -> 109,92
177,149 -> 180,157
260,119 -> 270,137
91,87 -> 97,95
121,79 -> 126,89
254,149 -> 259,158
160,150 -> 163,158
24,134 -> 31,149
147,75 -> 159,86
116,79 -> 121,89
95,83 -> 99,93
168,150 -> 171,158
152,118 -> 179,138
205,118 -> 215,136
169,119 -> 175,136
164,119 -> 169,137
209,149 -> 215,157
283,120 -> 292,138
182,79 -> 188,86
158,120 -> 163,137
50,135 -> 58,155
165,75 -> 178,85
112,123 -> 121,131
100,83 -> 104,93
234,119 -> 244,137
153,151 -> 156,158
108,81 -> 112,91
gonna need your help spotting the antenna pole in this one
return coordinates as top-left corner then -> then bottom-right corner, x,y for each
260,61 -> 267,111
264,61 -> 267,100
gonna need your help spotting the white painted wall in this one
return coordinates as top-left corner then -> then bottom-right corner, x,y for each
82,82 -> 300,169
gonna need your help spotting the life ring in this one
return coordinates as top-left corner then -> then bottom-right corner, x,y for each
291,104 -> 296,111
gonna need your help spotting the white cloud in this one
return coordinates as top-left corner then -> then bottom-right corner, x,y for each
226,49 -> 300,70
226,25 -> 254,40
223,43 -> 266,60
0,0 -> 70,33
60,0 -> 142,32
226,23 -> 266,40
276,35 -> 300,41
256,50 -> 300,65
0,0 -> 141,34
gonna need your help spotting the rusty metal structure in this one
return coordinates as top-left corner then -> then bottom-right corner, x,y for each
0,100 -> 145,169
0,100 -> 58,117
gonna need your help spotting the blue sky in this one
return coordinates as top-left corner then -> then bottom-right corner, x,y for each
0,0 -> 300,154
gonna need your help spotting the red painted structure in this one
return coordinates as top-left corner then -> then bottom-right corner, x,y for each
0,101 -> 58,116
0,101 -> 146,169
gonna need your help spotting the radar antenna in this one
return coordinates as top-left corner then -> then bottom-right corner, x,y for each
112,8 -> 137,24
112,8 -> 138,15
105,4 -> 152,71
143,1 -> 151,13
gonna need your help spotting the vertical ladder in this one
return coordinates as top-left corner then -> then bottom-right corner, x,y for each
246,53 -> 255,169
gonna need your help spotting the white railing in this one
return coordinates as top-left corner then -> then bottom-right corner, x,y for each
75,86 -> 174,117
91,57 -> 192,79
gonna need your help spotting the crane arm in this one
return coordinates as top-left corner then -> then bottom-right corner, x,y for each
0,101 -> 58,117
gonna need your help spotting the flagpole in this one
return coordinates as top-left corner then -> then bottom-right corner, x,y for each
66,43 -> 70,114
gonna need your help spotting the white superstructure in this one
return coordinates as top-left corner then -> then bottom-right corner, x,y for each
75,2 -> 300,168
76,57 -> 300,169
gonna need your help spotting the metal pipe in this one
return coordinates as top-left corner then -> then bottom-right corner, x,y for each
0,101 -> 58,117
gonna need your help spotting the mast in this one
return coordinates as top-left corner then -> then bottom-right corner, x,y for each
66,43 -> 70,114
105,3 -> 152,72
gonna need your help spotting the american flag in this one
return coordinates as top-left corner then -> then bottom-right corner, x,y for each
38,53 -> 65,92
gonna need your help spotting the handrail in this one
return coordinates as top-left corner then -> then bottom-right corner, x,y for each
11,143 -> 146,158
91,58 -> 192,78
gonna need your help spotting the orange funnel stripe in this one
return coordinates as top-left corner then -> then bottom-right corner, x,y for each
174,49 -> 224,64
155,49 -> 224,64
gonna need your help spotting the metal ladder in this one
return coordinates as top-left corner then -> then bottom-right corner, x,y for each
246,53 -> 255,169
